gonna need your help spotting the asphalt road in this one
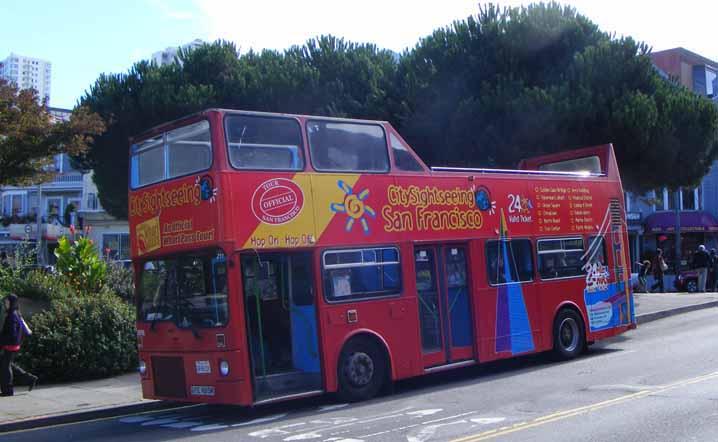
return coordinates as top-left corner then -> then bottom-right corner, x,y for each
5,308 -> 718,442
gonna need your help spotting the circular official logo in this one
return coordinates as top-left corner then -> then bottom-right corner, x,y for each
251,178 -> 304,225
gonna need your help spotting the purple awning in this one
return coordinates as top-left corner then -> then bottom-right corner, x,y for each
645,211 -> 718,233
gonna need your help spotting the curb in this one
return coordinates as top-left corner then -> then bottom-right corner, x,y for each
0,400 -> 191,434
636,300 -> 718,325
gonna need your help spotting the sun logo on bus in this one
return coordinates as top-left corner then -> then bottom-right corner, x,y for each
330,180 -> 376,234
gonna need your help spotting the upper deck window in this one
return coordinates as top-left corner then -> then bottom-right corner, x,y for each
390,133 -> 424,172
307,121 -> 389,173
131,120 -> 211,188
225,115 -> 304,170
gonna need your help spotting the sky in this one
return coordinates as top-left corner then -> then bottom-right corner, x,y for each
1,0 -> 716,109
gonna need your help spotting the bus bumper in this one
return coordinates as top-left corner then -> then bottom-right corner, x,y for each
138,350 -> 253,405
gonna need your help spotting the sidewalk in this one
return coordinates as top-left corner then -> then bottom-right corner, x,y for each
0,373 -> 180,432
2,291 -> 718,432
633,291 -> 718,324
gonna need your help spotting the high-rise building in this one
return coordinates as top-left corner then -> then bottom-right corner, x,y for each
0,53 -> 52,104
151,39 -> 205,66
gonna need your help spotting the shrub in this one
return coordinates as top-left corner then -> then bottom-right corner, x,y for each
103,261 -> 135,302
54,235 -> 107,294
18,294 -> 138,382
8,269 -> 72,302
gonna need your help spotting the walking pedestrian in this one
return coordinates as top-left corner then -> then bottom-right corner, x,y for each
651,249 -> 667,293
712,249 -> 718,292
693,245 -> 710,292
0,294 -> 38,396
709,249 -> 717,292
636,260 -> 651,293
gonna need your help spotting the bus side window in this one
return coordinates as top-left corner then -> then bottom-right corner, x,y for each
485,239 -> 534,285
537,238 -> 585,280
322,247 -> 401,302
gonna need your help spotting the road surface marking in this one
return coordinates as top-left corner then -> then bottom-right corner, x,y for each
406,409 -> 443,417
319,404 -> 350,412
470,418 -> 506,425
191,423 -> 230,431
407,420 -> 467,442
162,421 -> 204,429
451,371 -> 718,441
117,416 -> 155,424
231,413 -> 288,427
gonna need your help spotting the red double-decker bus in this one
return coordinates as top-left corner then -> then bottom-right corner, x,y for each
129,109 -> 635,405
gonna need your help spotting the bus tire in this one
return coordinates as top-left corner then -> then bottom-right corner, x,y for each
552,308 -> 585,361
337,337 -> 387,402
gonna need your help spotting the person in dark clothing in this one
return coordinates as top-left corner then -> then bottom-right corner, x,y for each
0,251 -> 9,269
709,249 -> 717,292
1,294 -> 37,396
694,245 -> 710,292
651,249 -> 666,293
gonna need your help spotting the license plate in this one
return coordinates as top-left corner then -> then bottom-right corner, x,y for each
195,360 -> 211,374
191,385 -> 215,396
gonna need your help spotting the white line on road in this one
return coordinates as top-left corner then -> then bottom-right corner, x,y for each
231,414 -> 288,428
191,423 -> 230,432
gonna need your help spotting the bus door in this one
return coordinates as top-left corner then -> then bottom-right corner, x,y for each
414,245 -> 474,368
240,252 -> 322,402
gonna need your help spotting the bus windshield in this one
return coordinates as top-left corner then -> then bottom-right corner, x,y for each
138,251 -> 228,328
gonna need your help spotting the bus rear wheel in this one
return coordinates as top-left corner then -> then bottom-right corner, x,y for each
337,338 -> 387,402
552,309 -> 585,360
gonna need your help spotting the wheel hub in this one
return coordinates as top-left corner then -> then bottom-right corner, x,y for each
345,351 -> 374,387
559,317 -> 579,352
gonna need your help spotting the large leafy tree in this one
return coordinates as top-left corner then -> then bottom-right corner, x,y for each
78,37 -> 397,219
81,3 -> 717,219
0,79 -> 105,185
394,3 -> 718,192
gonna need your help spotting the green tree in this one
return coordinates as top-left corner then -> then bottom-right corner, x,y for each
395,2 -> 718,192
0,79 -> 105,185
78,37 -> 397,219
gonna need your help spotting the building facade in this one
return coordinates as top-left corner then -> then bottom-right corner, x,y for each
0,107 -> 129,264
626,48 -> 718,272
151,39 -> 205,66
0,53 -> 52,104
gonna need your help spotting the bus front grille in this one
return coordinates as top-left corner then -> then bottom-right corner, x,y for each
152,356 -> 187,399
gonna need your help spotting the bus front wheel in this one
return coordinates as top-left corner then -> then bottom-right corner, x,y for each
337,337 -> 387,402
552,308 -> 586,360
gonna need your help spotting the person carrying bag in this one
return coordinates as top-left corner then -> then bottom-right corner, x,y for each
0,294 -> 38,396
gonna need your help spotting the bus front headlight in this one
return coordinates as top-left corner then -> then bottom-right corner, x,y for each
139,360 -> 147,375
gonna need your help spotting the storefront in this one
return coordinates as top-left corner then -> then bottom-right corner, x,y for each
626,212 -> 643,272
644,211 -> 718,269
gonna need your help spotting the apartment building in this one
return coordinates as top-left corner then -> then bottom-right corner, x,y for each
0,53 -> 52,104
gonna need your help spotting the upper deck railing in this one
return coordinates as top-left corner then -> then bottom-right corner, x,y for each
430,166 -> 606,178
